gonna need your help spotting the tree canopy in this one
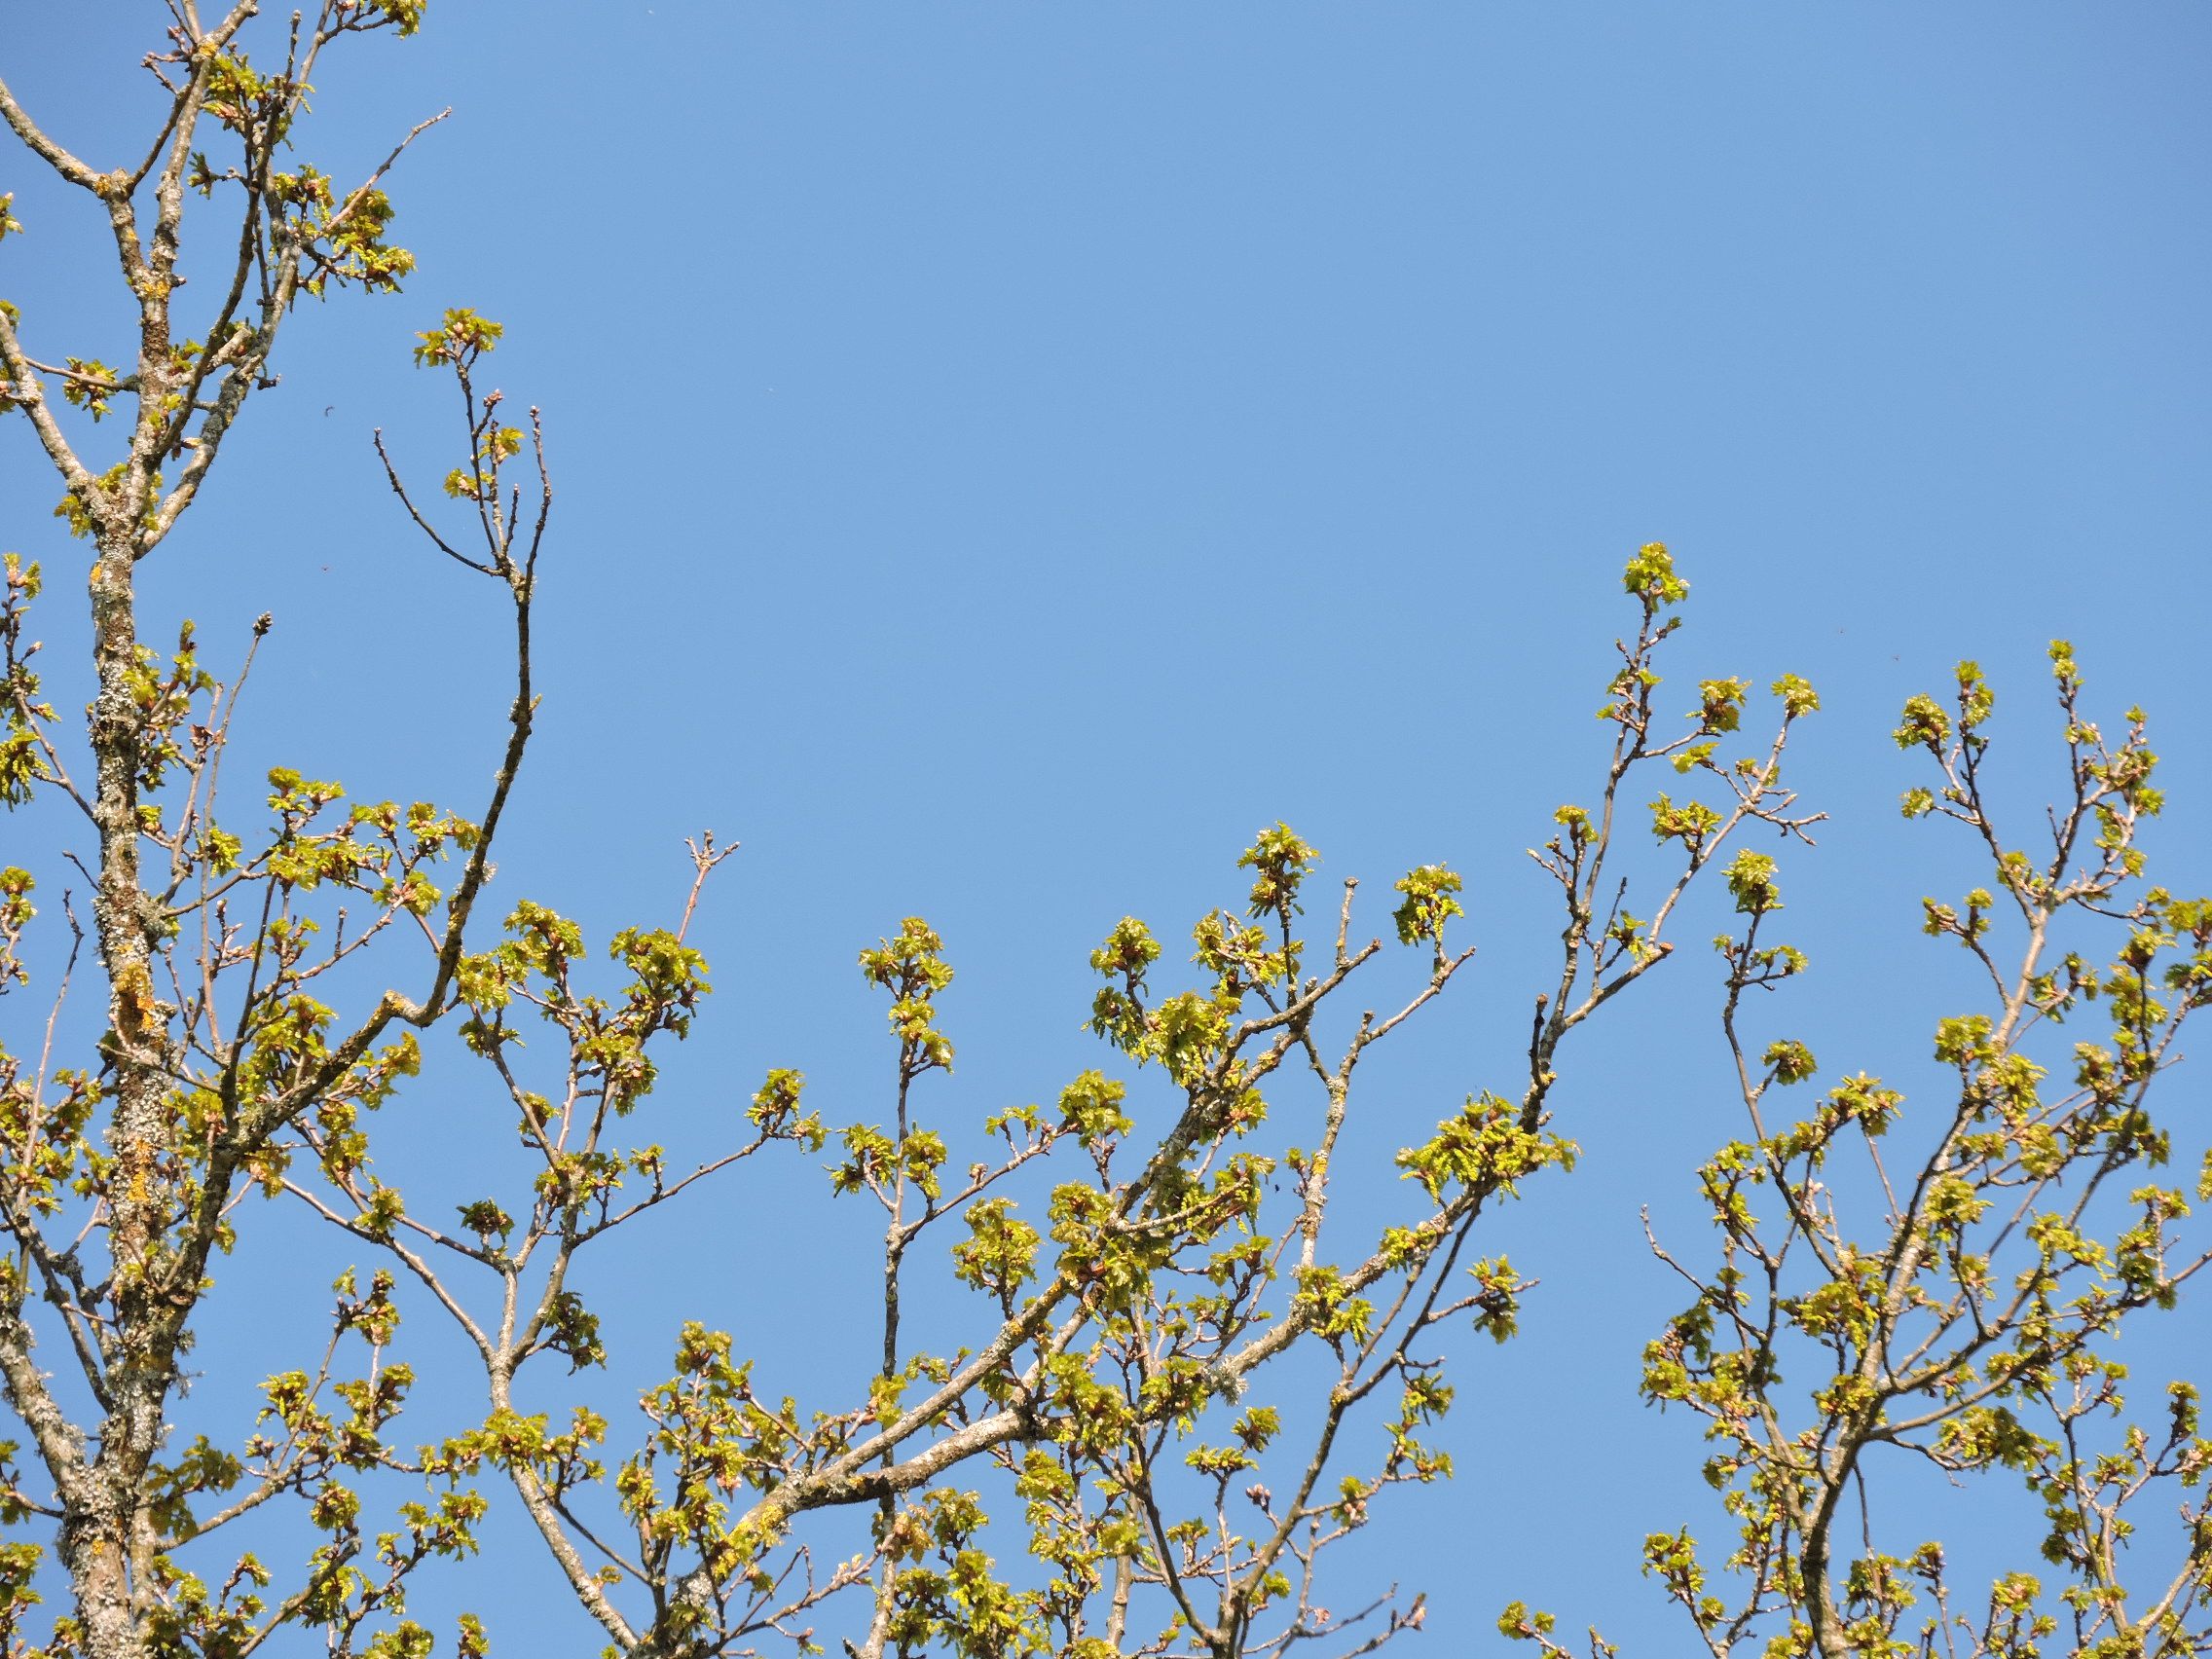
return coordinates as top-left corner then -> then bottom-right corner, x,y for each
0,9 -> 2207,1659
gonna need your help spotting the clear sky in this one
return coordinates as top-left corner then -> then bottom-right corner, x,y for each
3,4 -> 2210,1650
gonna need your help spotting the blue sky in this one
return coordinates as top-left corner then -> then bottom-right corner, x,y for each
3,4 -> 2210,1650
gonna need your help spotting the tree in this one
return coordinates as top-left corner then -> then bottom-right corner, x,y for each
1503,646 -> 2212,1659
0,11 -> 2205,1659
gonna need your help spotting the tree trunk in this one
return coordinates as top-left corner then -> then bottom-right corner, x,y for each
77,523 -> 163,1659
